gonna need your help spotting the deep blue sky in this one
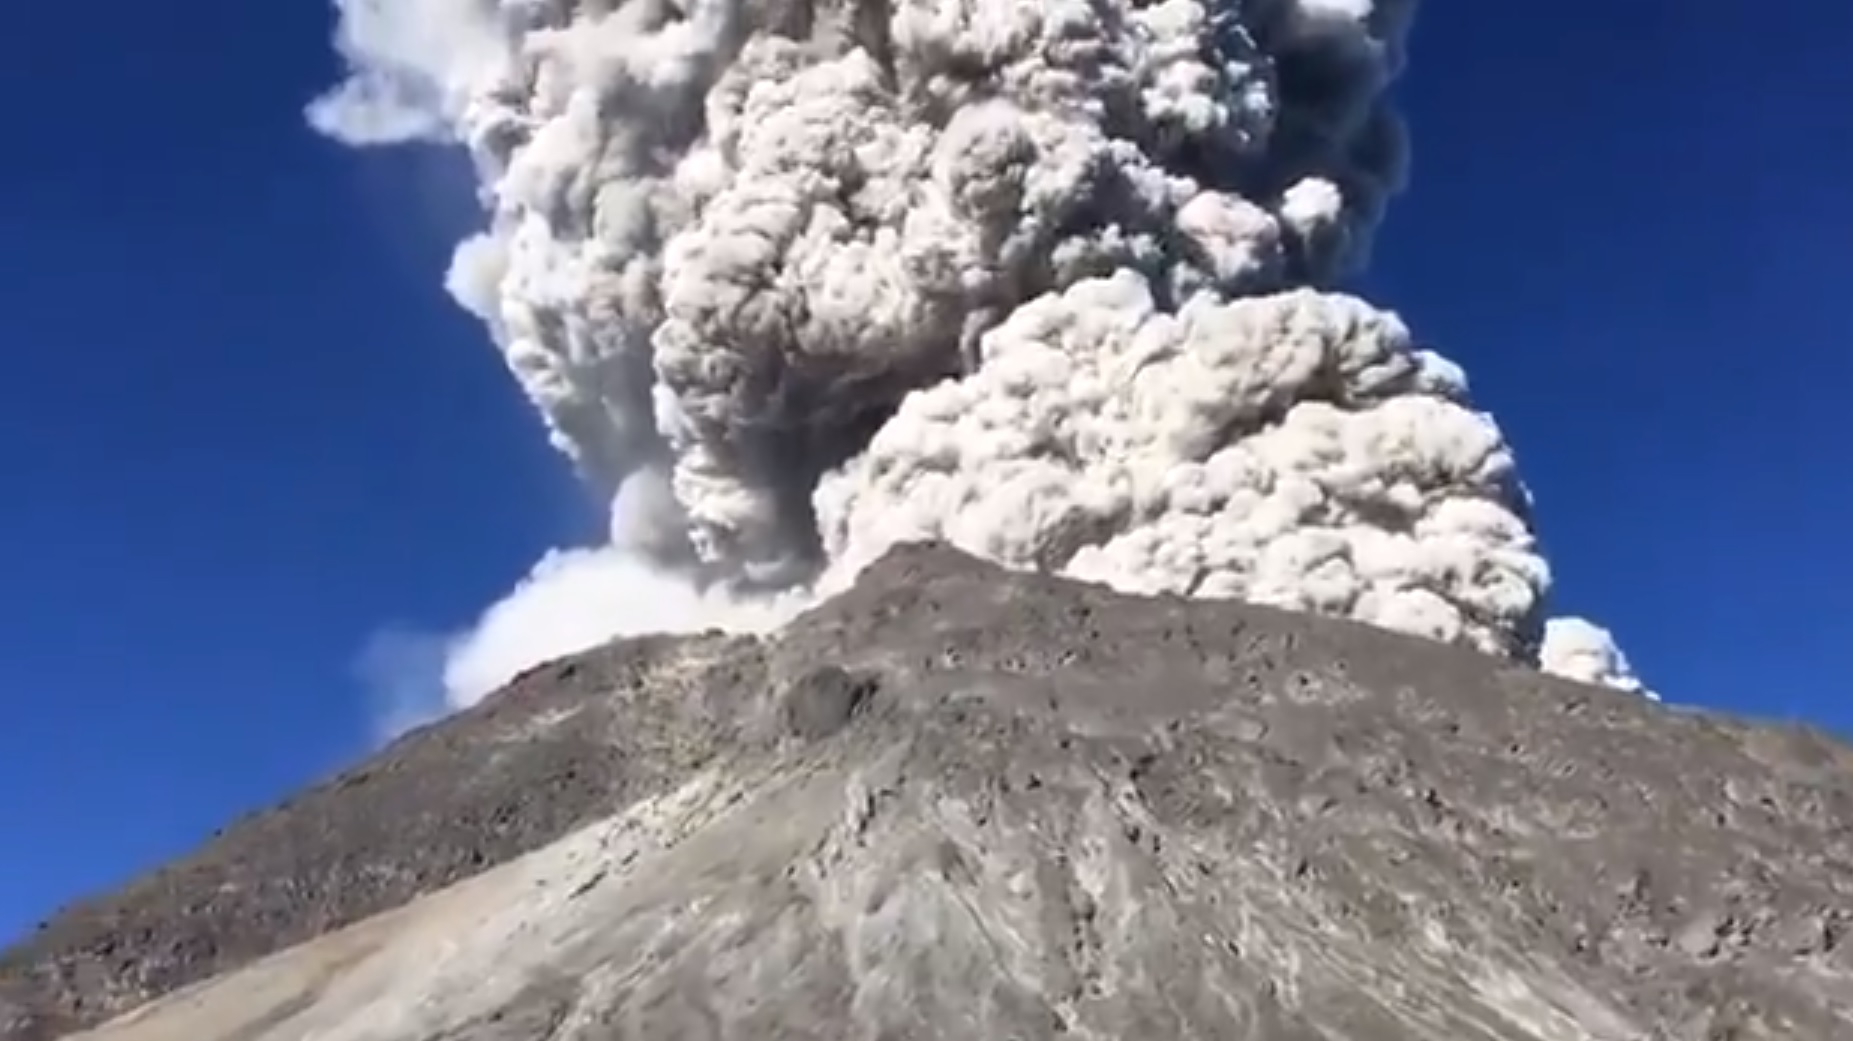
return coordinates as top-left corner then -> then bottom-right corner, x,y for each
1,4 -> 1847,943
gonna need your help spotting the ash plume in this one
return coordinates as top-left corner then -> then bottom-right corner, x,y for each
310,0 -> 1648,701
1540,616 -> 1656,700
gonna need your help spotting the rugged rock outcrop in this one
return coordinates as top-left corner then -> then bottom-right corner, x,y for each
5,543 -> 1852,1040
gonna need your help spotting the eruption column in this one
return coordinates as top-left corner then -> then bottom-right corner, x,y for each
310,0 -> 1651,701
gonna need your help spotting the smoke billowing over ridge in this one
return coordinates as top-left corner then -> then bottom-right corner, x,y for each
310,0 -> 1653,708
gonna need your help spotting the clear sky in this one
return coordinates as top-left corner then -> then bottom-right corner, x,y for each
1,5 -> 1847,944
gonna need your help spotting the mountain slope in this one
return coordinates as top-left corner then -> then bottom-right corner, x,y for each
5,543 -> 1852,1040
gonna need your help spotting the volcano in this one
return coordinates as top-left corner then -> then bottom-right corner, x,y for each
4,543 -> 1850,1040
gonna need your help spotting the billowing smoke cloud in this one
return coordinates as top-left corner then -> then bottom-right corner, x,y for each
354,543 -> 804,737
1539,617 -> 1656,701
312,0 -> 1651,705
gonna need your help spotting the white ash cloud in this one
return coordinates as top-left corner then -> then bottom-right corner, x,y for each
436,543 -> 802,708
311,0 -> 1651,703
353,625 -> 453,742
1540,617 -> 1657,701
356,541 -> 803,738
813,272 -> 1548,659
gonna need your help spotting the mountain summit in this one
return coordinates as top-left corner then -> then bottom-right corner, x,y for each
5,543 -> 1851,1040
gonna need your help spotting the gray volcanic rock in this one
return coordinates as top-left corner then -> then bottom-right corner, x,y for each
6,543 -> 1853,1040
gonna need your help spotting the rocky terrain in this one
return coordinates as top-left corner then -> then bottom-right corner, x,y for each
4,543 -> 1852,1040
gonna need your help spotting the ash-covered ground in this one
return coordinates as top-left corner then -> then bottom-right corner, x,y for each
4,544 -> 1850,1041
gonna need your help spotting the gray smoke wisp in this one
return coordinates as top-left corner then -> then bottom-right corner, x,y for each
310,0 -> 1652,705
